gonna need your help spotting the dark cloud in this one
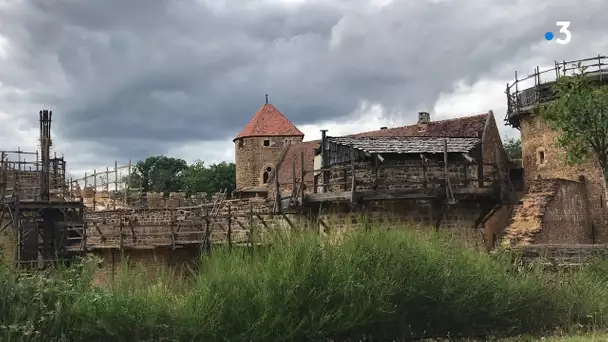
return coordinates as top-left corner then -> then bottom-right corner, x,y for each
0,0 -> 605,166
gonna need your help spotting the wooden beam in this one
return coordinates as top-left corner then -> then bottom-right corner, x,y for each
281,213 -> 295,230
376,154 -> 385,162
461,153 -> 475,162
227,203 -> 232,250
350,146 -> 356,204
420,154 -> 428,189
291,159 -> 296,198
255,214 -> 269,229
317,218 -> 329,234
274,166 -> 281,213
300,151 -> 305,204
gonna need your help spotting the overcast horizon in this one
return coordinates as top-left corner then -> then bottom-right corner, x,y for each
0,0 -> 606,179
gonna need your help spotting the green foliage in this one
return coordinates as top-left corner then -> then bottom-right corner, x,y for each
542,65 -> 608,171
123,156 -> 236,198
182,160 -> 236,197
133,156 -> 188,194
2,230 -> 608,341
504,137 -> 522,159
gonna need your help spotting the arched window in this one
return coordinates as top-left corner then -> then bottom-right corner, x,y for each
262,166 -> 273,184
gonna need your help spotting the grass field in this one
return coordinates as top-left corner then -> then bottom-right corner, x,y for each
1,228 -> 608,341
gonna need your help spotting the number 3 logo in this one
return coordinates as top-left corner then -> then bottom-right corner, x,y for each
555,21 -> 572,45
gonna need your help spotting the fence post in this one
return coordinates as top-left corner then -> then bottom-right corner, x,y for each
227,203 -> 232,250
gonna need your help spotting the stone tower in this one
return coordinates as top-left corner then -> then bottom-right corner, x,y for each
505,56 -> 608,242
233,97 -> 304,192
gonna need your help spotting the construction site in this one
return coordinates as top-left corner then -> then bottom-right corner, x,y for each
0,111 -> 287,277
1,55 -> 607,277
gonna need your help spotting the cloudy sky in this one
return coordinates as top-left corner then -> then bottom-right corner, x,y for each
0,0 -> 606,179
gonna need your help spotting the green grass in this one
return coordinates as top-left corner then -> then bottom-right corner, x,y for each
1,228 -> 608,341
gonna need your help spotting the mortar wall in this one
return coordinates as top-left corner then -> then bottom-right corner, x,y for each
520,115 -> 608,242
235,136 -> 303,190
316,200 -> 490,247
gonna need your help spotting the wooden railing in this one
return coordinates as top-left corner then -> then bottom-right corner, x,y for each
505,55 -> 607,127
295,161 -> 500,195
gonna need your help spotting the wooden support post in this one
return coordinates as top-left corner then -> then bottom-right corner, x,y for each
248,203 -> 254,249
170,210 -> 175,250
313,175 -> 318,194
274,166 -> 281,213
463,161 -> 469,187
343,168 -> 347,191
125,159 -> 131,206
300,152 -> 305,205
93,169 -> 97,211
282,213 -> 295,230
291,160 -> 296,198
204,207 -> 211,254
420,154 -> 427,189
227,203 -> 232,250
114,160 -> 118,210
350,147 -> 356,204
119,215 -> 124,250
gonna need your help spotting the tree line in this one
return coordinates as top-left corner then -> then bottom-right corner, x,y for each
123,155 -> 236,198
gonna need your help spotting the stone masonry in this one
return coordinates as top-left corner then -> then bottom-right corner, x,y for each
235,135 -> 303,190
503,179 -> 592,247
519,114 -> 608,243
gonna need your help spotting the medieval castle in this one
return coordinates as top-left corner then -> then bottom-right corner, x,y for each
0,55 -> 607,276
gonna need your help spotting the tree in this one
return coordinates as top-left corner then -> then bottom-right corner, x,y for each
133,156 -> 188,195
541,64 -> 608,206
182,160 -> 236,197
503,137 -> 522,160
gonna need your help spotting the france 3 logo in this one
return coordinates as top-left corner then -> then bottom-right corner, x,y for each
544,21 -> 572,45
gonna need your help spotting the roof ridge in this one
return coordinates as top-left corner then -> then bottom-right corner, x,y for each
234,103 -> 304,141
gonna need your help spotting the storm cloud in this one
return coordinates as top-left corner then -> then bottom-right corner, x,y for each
0,0 -> 606,172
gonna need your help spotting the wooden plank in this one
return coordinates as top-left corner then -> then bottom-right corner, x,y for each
306,191 -> 353,202
255,214 -> 269,229
300,152 -> 305,205
350,146 -> 356,204
281,213 -> 294,230
227,204 -> 232,250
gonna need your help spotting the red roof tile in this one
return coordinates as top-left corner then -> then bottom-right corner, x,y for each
350,113 -> 488,138
234,103 -> 304,141
272,113 -> 489,188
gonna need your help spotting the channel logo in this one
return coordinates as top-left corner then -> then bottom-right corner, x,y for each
544,21 -> 572,45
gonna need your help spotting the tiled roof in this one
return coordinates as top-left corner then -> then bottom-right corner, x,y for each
350,113 -> 488,138
272,112 -> 489,188
326,136 -> 481,154
234,103 -> 304,141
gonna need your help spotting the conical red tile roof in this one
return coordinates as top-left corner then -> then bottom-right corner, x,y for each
234,103 -> 304,141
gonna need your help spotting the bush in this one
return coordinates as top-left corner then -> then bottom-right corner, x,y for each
1,229 -> 608,341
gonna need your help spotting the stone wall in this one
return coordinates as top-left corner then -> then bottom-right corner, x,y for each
502,179 -> 592,247
520,115 -> 608,242
315,200 -> 490,247
235,135 -> 303,190
85,198 -> 295,250
517,244 -> 608,266
90,248 -> 200,286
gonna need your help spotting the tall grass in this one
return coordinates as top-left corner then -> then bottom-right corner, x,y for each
1,228 -> 608,341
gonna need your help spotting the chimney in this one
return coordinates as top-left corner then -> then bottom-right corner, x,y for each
380,126 -> 387,130
418,111 -> 430,124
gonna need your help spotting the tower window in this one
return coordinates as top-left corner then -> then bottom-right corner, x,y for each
238,139 -> 244,148
536,147 -> 546,167
262,166 -> 272,184
263,139 -> 270,147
